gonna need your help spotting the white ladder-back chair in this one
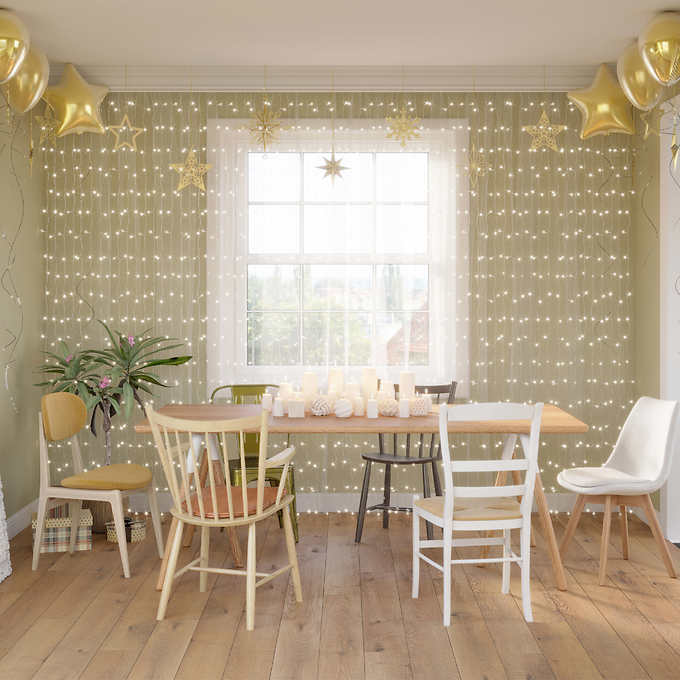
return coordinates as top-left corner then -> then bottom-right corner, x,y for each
35,392 -> 164,577
147,406 -> 302,631
558,397 -> 679,584
412,402 -> 543,625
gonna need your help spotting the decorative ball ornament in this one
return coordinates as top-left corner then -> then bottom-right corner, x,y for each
567,64 -> 635,139
310,396 -> 332,416
0,10 -> 29,84
639,13 -> 680,87
3,45 -> 49,114
616,43 -> 664,111
409,396 -> 431,417
377,396 -> 399,417
334,397 -> 353,418
43,64 -> 108,136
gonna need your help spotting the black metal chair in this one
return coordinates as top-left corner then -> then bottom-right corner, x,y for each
354,381 -> 457,542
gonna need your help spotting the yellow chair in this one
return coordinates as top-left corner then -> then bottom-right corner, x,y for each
211,384 -> 298,541
34,392 -> 164,577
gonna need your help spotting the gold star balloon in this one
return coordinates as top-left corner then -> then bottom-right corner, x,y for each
249,103 -> 281,151
641,107 -> 664,140
170,150 -> 211,193
43,63 -> 109,137
109,113 -> 144,151
522,109 -> 567,151
468,143 -> 492,188
35,104 -> 59,145
317,150 -> 349,182
568,64 -> 635,139
386,105 -> 420,147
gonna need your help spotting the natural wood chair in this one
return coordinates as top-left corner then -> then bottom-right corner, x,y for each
355,381 -> 457,543
147,405 -> 302,630
34,392 -> 164,577
413,402 -> 543,625
558,396 -> 679,585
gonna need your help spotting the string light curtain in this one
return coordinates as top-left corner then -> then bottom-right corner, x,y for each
41,91 -> 634,504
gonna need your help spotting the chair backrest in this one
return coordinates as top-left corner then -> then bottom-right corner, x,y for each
605,397 -> 679,486
147,406 -> 295,524
210,384 -> 278,405
39,392 -> 88,489
380,381 -> 458,459
438,402 -> 543,523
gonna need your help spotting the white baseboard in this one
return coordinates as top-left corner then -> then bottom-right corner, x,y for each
6,499 -> 38,539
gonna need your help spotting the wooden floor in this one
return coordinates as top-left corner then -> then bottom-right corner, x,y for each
2,510 -> 680,680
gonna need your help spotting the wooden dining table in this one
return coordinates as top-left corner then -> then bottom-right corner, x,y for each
136,402 -> 588,591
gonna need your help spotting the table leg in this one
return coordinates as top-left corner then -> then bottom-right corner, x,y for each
157,516 -> 178,591
533,470 -> 567,591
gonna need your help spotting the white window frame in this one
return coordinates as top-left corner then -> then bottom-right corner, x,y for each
207,118 -> 469,395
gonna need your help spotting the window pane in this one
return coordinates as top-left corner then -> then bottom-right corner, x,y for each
376,312 -> 429,366
247,312 -> 300,365
249,205 -> 299,254
248,153 -> 299,202
303,312 -> 372,366
303,264 -> 372,311
376,152 -> 428,202
303,152 -> 373,203
247,265 -> 299,311
376,265 -> 428,311
376,204 -> 427,254
303,205 -> 372,254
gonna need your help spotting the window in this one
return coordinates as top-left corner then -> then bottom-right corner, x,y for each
207,120 -> 469,392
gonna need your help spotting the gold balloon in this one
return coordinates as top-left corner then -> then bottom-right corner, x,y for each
639,12 -> 680,86
568,64 -> 635,139
0,9 -> 29,84
617,43 -> 664,111
4,45 -> 49,113
43,63 -> 108,136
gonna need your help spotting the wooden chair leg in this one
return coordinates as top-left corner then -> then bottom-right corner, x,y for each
355,460 -> 372,543
32,494 -> 48,571
110,492 -> 131,579
641,494 -> 677,579
599,495 -> 612,585
383,463 -> 391,529
246,522 -> 257,631
422,463 -> 434,540
619,505 -> 629,560
68,500 -> 81,554
199,526 -> 210,593
157,520 -> 184,620
560,494 -> 586,556
147,486 -> 164,558
227,527 -> 244,568
283,504 -> 302,602
157,516 -> 178,591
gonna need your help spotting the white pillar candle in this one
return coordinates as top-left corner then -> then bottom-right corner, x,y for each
261,393 -> 273,411
288,393 -> 305,418
328,368 -> 344,394
361,367 -> 377,401
302,371 -> 318,397
399,371 -> 416,399
278,382 -> 293,399
272,397 -> 284,417
366,398 -> 378,419
379,379 -> 395,399
353,396 -> 365,416
346,381 -> 360,397
399,398 -> 410,418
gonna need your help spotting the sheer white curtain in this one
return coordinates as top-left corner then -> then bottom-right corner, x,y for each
0,476 -> 10,582
206,118 -> 469,395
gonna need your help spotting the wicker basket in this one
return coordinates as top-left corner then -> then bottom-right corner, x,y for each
105,517 -> 146,544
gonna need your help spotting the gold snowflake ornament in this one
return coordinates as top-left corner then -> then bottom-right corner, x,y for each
35,105 -> 59,145
522,109 -> 567,152
249,104 -> 282,151
170,150 -> 212,193
468,143 -> 492,188
109,113 -> 144,151
317,150 -> 349,183
386,105 -> 420,147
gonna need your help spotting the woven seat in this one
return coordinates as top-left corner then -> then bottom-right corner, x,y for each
414,496 -> 521,522
61,463 -> 152,491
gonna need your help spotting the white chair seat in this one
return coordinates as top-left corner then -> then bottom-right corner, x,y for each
557,466 -> 654,495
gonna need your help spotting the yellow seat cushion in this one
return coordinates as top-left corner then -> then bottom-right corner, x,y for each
61,464 -> 152,491
415,496 -> 522,522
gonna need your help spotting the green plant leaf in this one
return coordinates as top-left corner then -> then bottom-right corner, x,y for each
122,382 -> 134,419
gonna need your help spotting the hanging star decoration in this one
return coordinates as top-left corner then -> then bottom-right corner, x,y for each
640,107 -> 664,140
249,102 -> 281,151
317,150 -> 349,183
108,113 -> 144,151
35,105 -> 58,145
386,105 -> 420,147
522,109 -> 567,151
170,150 -> 212,193
468,143 -> 492,188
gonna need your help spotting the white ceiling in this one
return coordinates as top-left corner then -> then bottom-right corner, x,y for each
12,0 -> 669,90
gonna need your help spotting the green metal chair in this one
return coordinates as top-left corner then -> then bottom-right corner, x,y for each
210,384 -> 298,541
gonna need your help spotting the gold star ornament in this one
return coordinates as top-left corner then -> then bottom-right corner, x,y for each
249,103 -> 281,151
522,109 -> 567,151
170,150 -> 212,193
317,150 -> 349,182
35,104 -> 59,145
568,64 -> 635,139
109,113 -> 144,151
468,143 -> 492,188
386,105 -> 420,147
42,63 -> 109,137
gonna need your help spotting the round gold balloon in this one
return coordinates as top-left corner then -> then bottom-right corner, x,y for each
4,45 -> 49,113
639,12 -> 680,86
0,9 -> 29,84
617,43 -> 664,111
568,64 -> 635,139
42,63 -> 108,136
